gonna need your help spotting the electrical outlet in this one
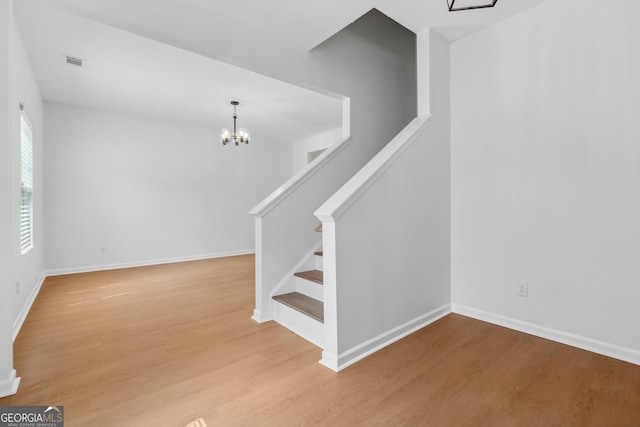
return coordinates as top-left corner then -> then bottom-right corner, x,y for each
517,282 -> 528,297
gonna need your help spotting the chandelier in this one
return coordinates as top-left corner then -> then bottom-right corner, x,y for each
220,101 -> 250,145
448,0 -> 498,12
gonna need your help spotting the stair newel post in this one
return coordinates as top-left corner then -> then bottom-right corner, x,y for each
251,216 -> 270,323
316,219 -> 339,371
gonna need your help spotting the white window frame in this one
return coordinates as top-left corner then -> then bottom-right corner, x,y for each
20,108 -> 34,255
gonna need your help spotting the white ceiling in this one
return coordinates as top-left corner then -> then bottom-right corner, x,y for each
14,0 -> 551,144
14,1 -> 344,144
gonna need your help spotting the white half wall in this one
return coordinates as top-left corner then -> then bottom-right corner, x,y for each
316,30 -> 451,370
451,0 -> 640,360
44,103 -> 292,272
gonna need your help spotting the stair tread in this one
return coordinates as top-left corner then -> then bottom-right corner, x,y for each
314,251 -> 323,256
315,223 -> 322,233
273,292 -> 324,323
294,269 -> 323,284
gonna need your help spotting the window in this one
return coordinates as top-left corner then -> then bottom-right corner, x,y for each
20,109 -> 33,255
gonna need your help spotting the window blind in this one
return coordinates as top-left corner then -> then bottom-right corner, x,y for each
20,111 -> 33,254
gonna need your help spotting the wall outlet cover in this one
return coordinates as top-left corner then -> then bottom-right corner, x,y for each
517,282 -> 528,297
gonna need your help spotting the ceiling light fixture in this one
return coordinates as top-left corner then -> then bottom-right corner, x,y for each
220,101 -> 250,146
447,0 -> 498,12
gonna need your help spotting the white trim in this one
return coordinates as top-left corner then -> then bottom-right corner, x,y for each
315,116 -> 430,222
0,369 -> 20,398
452,304 -> 640,366
13,272 -> 46,342
252,217 -> 265,323
249,135 -> 351,218
320,304 -> 451,372
46,250 -> 255,277
251,309 -> 272,323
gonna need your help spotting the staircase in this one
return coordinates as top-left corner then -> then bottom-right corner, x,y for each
271,225 -> 325,347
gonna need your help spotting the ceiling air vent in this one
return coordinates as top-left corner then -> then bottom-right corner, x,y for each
65,55 -> 85,67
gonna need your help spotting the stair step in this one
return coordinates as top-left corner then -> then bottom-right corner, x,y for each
314,251 -> 323,256
315,223 -> 322,233
273,292 -> 324,323
294,269 -> 323,284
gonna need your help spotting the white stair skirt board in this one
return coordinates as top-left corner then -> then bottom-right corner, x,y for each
320,304 -> 451,372
273,299 -> 325,348
452,304 -> 640,366
0,370 -> 20,398
296,276 -> 323,302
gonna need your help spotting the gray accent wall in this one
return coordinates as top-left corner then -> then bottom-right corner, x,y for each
308,9 -> 417,166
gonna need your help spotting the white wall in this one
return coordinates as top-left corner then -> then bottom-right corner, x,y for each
1,0 -> 43,396
451,0 -> 640,360
323,30 -> 450,367
0,0 -> 17,397
292,128 -> 342,174
12,17 -> 44,325
44,103 -> 292,272
315,30 -> 451,370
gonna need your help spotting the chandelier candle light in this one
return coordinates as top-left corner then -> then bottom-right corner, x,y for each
220,101 -> 250,146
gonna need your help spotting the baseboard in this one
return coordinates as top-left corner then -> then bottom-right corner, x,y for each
251,309 -> 273,324
45,250 -> 255,277
318,351 -> 339,371
321,303 -> 451,372
0,369 -> 20,398
13,272 -> 47,342
452,304 -> 640,366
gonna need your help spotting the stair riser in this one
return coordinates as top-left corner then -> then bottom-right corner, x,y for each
315,254 -> 323,272
296,277 -> 323,301
273,301 -> 325,348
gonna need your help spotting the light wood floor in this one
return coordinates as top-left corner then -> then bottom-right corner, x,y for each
2,255 -> 639,426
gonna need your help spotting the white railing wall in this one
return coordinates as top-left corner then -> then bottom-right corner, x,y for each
315,112 -> 451,370
249,121 -> 353,322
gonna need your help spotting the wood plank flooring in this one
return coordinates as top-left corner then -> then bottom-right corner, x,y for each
2,254 -> 639,426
